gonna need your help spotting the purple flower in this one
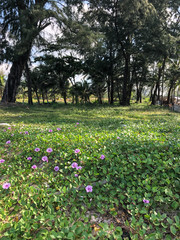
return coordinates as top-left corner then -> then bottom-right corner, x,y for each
100,155 -> 105,160
11,134 -> 14,136
0,159 -> 5,163
27,157 -> 32,160
74,174 -> 78,177
143,199 -> 150,204
35,148 -> 40,152
46,148 -> 53,153
6,140 -> 11,144
3,130 -> 6,132
85,185 -> 93,193
76,166 -> 82,170
117,137 -> 120,139
32,165 -> 37,169
76,122 -> 79,125
74,149 -> 80,154
20,132 -> 22,134
3,183 -> 11,189
49,129 -> 53,132
54,166 -> 59,171
25,131 -> 29,134
71,162 -> 78,168
57,128 -> 61,131
8,127 -> 11,130
42,156 -> 48,162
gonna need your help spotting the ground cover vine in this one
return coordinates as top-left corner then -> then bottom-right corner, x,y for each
0,103 -> 179,239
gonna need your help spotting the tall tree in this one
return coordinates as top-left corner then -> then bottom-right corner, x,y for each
0,0 -> 57,103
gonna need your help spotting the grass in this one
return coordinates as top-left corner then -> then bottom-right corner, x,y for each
0,102 -> 180,240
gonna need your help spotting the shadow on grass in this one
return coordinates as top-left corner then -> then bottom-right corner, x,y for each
0,103 -> 179,130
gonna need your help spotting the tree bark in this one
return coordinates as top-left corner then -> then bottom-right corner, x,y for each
151,56 -> 166,105
63,92 -> 67,104
107,79 -> 111,104
1,51 -> 30,103
110,75 -> 114,104
35,88 -> 40,104
167,81 -> 174,104
121,54 -> 131,105
25,63 -> 33,105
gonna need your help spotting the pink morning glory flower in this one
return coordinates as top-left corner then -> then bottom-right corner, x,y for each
76,166 -> 82,170
54,166 -> 59,171
0,159 -> 5,163
76,122 -> 79,125
2,183 -> 11,189
27,157 -> 32,160
32,165 -> 37,169
74,149 -> 80,154
42,156 -> 48,162
46,148 -> 53,153
143,199 -> 150,204
85,185 -> 93,192
100,155 -> 105,160
49,129 -> 53,132
57,128 -> 61,131
6,140 -> 11,144
74,174 -> 78,177
8,127 -> 11,130
35,148 -> 40,152
71,162 -> 78,168
25,131 -> 29,134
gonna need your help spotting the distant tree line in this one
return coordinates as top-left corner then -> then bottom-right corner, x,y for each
0,0 -> 179,105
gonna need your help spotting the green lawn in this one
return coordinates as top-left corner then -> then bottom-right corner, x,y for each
0,103 -> 179,240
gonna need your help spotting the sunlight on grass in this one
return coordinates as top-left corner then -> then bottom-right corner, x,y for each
0,103 -> 179,239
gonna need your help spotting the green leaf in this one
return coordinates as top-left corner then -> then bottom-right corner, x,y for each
165,235 -> 172,240
171,201 -> 179,210
67,232 -> 74,239
174,216 -> 179,224
170,226 -> 177,235
167,218 -> 173,225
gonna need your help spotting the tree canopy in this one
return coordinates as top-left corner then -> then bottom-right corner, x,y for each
0,0 -> 179,104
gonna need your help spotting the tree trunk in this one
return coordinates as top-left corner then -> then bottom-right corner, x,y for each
139,87 -> 143,103
45,90 -> 49,103
150,85 -> 154,102
110,75 -> 114,104
25,63 -> 33,105
63,92 -> 67,104
167,81 -> 174,104
151,83 -> 159,105
151,56 -> 166,105
121,54 -> 130,106
1,51 -> 30,103
75,95 -> 79,104
109,47 -> 114,105
42,91 -> 45,104
127,82 -> 133,105
136,82 -> 140,103
157,84 -> 160,101
98,87 -> 102,104
107,79 -> 111,104
35,88 -> 40,104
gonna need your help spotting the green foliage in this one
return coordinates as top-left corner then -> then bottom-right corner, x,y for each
0,104 -> 179,239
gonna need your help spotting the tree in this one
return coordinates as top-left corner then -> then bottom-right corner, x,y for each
0,69 -> 5,99
0,0 -> 57,103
